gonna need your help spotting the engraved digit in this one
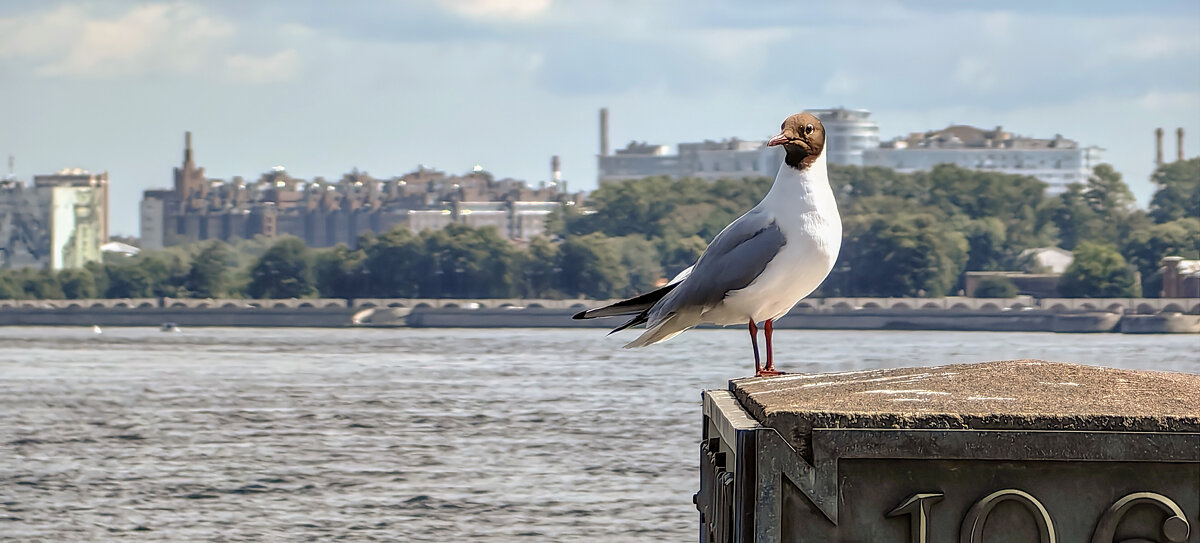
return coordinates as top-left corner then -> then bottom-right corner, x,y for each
1091,491 -> 1190,543
888,493 -> 944,543
960,489 -> 1056,543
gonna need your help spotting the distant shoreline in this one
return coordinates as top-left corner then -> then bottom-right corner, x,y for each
1,296 -> 1196,333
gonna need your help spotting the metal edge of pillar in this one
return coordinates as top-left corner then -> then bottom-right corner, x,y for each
702,389 -> 764,543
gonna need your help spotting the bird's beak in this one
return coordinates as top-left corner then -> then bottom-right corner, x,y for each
767,132 -> 789,147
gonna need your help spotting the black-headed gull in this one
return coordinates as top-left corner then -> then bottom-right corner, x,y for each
574,112 -> 843,376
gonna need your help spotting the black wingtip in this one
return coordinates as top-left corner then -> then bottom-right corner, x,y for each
572,310 -> 589,320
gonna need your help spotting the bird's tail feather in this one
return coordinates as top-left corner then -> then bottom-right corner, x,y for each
571,282 -> 679,320
622,313 -> 691,348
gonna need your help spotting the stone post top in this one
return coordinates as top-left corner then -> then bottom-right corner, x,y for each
731,360 -> 1200,437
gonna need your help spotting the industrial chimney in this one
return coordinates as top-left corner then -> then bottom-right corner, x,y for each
184,131 -> 193,164
551,155 -> 561,183
599,108 -> 609,156
1155,127 -> 1164,166
1178,128 -> 1185,162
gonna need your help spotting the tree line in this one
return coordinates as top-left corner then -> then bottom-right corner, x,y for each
1,159 -> 1196,300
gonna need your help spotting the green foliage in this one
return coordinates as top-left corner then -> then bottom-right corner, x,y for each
838,213 -> 968,297
516,237 -> 561,298
1058,242 -> 1141,298
247,237 -> 314,299
962,218 -> 1008,272
1148,158 -> 1200,223
103,253 -> 188,298
314,244 -> 367,299
558,233 -> 627,299
1120,218 -> 1200,297
417,224 -> 517,298
58,268 -> 98,299
0,273 -> 21,299
186,241 -> 237,298
973,275 -> 1018,298
613,235 -> 664,296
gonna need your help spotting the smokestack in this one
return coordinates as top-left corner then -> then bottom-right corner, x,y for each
1155,127 -> 1164,166
1178,127 -> 1185,162
599,108 -> 609,156
551,155 -> 561,183
184,131 -> 193,164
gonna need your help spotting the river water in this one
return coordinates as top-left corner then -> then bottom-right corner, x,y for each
0,326 -> 1196,541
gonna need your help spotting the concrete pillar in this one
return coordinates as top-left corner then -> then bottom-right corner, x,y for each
701,361 -> 1200,542
1162,256 -> 1182,298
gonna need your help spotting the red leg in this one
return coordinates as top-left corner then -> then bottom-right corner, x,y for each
760,319 -> 784,376
748,320 -> 761,375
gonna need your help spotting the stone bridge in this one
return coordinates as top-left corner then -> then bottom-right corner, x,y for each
349,298 -> 591,310
2,297 -> 1196,314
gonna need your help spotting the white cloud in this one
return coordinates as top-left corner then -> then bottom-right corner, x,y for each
439,0 -> 552,20
822,71 -> 858,95
8,3 -> 235,77
225,50 -> 301,85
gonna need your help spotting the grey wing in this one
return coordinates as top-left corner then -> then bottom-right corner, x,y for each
653,208 -> 785,316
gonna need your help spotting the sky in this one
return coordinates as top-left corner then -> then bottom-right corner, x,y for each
2,0 -> 1198,236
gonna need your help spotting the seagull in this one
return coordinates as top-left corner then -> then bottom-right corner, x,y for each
573,112 -> 842,376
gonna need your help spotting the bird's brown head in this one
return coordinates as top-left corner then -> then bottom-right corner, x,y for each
767,112 -> 825,170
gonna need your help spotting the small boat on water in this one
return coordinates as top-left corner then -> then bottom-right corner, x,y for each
92,325 -> 102,335
160,322 -> 181,333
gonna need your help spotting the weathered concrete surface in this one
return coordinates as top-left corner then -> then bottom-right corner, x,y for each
731,360 -> 1200,461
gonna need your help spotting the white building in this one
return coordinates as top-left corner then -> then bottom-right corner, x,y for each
139,195 -> 166,251
598,139 -> 783,185
596,109 -> 1100,194
863,125 -> 1102,194
811,108 -> 880,166
0,169 -> 109,270
596,107 -> 879,184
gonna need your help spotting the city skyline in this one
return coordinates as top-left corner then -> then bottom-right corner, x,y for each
2,0 -> 1198,236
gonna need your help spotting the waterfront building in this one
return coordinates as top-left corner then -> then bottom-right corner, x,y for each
597,107 -> 875,183
810,108 -> 880,166
139,133 -> 582,249
596,108 -> 1098,194
0,169 -> 109,269
863,125 -> 1103,194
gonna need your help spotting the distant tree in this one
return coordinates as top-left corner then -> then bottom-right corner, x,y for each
1047,183 -> 1103,250
973,275 -> 1018,298
361,227 -> 424,297
1148,158 -> 1200,223
105,262 -> 156,298
839,213 -> 969,297
516,237 -> 561,298
0,272 -> 21,299
558,233 -> 627,299
247,237 -> 314,299
417,224 -> 517,298
657,235 -> 707,279
20,269 -> 64,299
962,218 -> 1008,272
613,235 -> 664,296
58,267 -> 98,299
1120,218 -> 1200,297
1058,242 -> 1140,298
314,244 -> 367,299
186,241 -> 237,298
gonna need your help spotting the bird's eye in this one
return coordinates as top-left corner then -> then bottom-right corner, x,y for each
805,124 -> 814,136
